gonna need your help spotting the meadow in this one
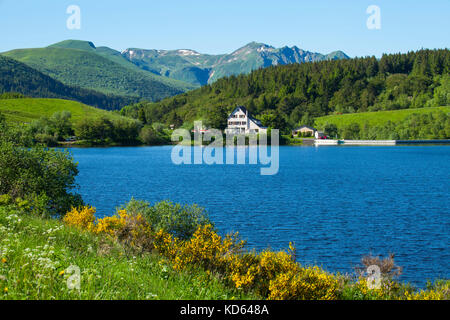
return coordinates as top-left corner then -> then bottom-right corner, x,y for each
314,106 -> 450,129
0,98 -> 126,124
0,202 -> 257,300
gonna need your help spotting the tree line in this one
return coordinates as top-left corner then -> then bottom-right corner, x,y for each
0,110 -> 172,147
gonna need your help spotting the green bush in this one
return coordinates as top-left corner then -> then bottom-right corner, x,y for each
124,199 -> 212,240
0,141 -> 83,216
139,126 -> 167,145
0,117 -> 33,146
0,116 -> 82,216
30,111 -> 74,142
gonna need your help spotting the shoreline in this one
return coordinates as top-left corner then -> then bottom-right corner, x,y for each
57,140 -> 450,149
314,139 -> 450,146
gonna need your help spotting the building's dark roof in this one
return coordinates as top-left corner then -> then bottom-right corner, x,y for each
231,106 -> 248,115
230,106 -> 258,121
293,125 -> 317,131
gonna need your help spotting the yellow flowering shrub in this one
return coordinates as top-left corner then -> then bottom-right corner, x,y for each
93,210 -> 128,236
268,267 -> 340,300
405,290 -> 445,300
62,205 -> 448,301
114,211 -> 154,251
63,206 -> 96,231
154,229 -> 179,257
227,253 -> 260,289
155,224 -> 245,272
351,277 -> 387,300
63,206 -> 155,251
259,250 -> 299,279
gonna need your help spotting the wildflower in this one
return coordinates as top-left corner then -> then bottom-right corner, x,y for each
3,287 -> 8,293
1,258 -> 6,263
59,270 -> 65,276
63,206 -> 96,231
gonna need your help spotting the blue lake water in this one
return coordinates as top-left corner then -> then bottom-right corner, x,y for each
70,146 -> 450,287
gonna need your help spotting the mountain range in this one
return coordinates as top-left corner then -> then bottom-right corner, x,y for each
1,40 -> 349,101
0,55 -> 135,110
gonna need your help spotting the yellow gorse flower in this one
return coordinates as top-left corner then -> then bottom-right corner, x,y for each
62,205 -> 448,300
63,206 -> 96,231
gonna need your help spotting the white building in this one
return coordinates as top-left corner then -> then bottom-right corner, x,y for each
225,106 -> 267,135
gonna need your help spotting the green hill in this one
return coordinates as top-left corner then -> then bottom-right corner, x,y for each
48,39 -> 98,51
315,106 -> 450,129
0,55 -> 134,110
2,41 -> 195,101
120,49 -> 450,133
0,98 -> 128,124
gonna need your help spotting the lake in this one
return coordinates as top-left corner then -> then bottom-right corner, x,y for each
70,145 -> 449,287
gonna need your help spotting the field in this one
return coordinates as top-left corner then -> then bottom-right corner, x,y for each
0,98 -> 128,124
314,106 -> 450,129
0,205 -> 256,300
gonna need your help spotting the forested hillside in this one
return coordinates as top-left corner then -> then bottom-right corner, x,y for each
121,49 -> 449,133
0,55 -> 136,110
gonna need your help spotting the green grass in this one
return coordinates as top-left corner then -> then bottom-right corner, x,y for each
0,98 -> 128,124
0,205 -> 259,300
315,106 -> 450,129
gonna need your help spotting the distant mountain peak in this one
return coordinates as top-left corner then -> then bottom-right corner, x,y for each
242,42 -> 273,50
325,50 -> 350,60
176,49 -> 201,56
48,39 -> 96,51
41,39 -> 349,87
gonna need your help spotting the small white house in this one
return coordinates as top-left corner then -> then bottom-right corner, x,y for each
224,106 -> 267,135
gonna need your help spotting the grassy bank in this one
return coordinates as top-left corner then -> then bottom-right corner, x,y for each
0,203 -> 258,300
0,98 -> 126,124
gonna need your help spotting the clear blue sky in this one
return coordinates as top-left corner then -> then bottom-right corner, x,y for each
0,0 -> 448,57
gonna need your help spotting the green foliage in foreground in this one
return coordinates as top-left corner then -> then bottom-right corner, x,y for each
0,117 -> 83,215
0,205 -> 255,300
124,199 -> 213,240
